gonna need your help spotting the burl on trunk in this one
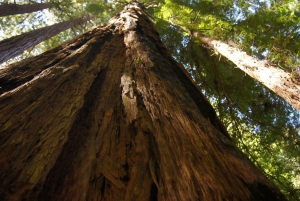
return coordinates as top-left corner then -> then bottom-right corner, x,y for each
0,2 -> 285,201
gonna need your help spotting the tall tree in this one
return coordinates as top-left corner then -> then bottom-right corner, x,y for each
200,35 -> 300,112
0,2 -> 286,200
0,15 -> 92,64
155,19 -> 300,200
171,25 -> 300,112
156,0 -> 300,112
0,2 -> 57,17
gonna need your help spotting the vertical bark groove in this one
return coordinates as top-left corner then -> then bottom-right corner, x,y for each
40,68 -> 109,200
0,2 -> 286,201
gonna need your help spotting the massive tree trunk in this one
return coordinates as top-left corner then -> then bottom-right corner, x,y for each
0,16 -> 92,64
0,2 -> 56,17
0,2 -> 286,201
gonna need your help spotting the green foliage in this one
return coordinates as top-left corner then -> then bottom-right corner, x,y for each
156,0 -> 233,37
155,0 -> 300,71
1,0 -> 300,200
85,3 -> 105,15
155,22 -> 300,200
0,0 -> 112,65
232,1 -> 300,71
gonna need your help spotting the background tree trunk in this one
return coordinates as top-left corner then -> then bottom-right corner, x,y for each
0,2 -> 56,17
0,16 -> 92,64
0,3 -> 286,201
170,23 -> 300,112
199,35 -> 300,112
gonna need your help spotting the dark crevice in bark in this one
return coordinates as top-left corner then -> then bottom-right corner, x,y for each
38,67 -> 109,200
100,176 -> 106,195
0,3 -> 287,200
35,33 -> 126,200
0,32 -> 112,95
0,59 -> 59,95
136,92 -> 161,186
246,181 -> 286,201
77,34 -> 113,69
150,182 -> 159,201
68,40 -> 87,51
121,162 -> 130,182
0,76 -> 31,95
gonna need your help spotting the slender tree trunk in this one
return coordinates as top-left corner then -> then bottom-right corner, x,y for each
0,3 -> 56,17
0,3 -> 286,201
170,23 -> 300,112
0,16 -> 92,64
199,35 -> 300,112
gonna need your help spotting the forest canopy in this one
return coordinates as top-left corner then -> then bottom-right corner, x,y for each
0,0 -> 299,200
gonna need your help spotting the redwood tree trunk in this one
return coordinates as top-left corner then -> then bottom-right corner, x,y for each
0,16 -> 92,64
171,23 -> 300,112
199,35 -> 300,112
0,3 -> 286,201
0,2 -> 55,17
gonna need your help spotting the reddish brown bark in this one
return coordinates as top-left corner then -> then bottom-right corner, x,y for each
0,16 -> 92,64
0,2 -> 56,17
0,2 -> 286,201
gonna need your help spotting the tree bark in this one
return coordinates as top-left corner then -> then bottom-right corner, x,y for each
0,3 -> 56,17
196,33 -> 300,112
0,2 -> 286,201
0,16 -> 92,64
170,23 -> 300,112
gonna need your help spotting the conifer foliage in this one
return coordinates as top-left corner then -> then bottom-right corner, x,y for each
0,0 -> 299,200
0,2 -> 287,200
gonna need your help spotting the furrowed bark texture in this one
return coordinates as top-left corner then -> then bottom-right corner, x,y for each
0,3 -> 55,17
0,3 -> 286,201
0,16 -> 91,64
